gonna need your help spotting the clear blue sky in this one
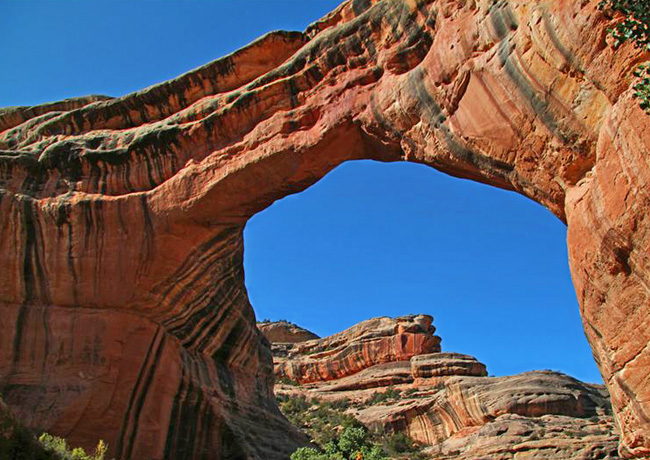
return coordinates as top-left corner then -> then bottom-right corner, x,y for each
1,1 -> 602,383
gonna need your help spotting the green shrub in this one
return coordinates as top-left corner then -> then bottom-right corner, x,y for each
599,0 -> 650,49
280,393 -> 425,460
290,426 -> 387,460
327,398 -> 350,411
277,376 -> 300,386
290,447 -> 333,460
38,434 -> 107,460
382,432 -> 418,455
281,395 -> 311,415
367,387 -> 401,406
0,424 -> 56,460
599,0 -> 650,112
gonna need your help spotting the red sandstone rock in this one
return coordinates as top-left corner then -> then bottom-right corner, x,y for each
411,352 -> 487,379
274,315 -> 441,384
271,317 -> 619,459
0,0 -> 649,458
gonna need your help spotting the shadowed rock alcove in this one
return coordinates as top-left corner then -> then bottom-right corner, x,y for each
0,1 -> 649,459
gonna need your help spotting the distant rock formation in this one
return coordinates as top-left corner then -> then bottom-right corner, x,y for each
272,315 -> 620,459
274,315 -> 442,384
258,320 -> 320,344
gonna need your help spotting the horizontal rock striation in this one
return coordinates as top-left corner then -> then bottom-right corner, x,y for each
274,315 -> 441,384
354,371 -> 612,443
282,352 -> 487,392
428,413 -> 620,460
1,0 -> 649,458
412,352 -> 488,379
271,317 -> 619,459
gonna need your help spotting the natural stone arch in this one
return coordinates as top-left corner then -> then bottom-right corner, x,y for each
0,0 -> 648,459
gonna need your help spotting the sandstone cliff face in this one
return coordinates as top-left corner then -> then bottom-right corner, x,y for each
272,316 -> 619,459
1,0 -> 649,458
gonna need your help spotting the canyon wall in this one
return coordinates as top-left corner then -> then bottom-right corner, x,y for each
1,0 -> 649,458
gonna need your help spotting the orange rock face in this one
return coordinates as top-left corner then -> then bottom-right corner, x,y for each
274,315 -> 441,384
0,0 -> 649,458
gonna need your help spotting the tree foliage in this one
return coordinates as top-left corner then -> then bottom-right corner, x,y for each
279,394 -> 426,460
0,403 -> 107,460
599,0 -> 650,112
38,434 -> 107,460
599,0 -> 650,49
290,427 -> 387,460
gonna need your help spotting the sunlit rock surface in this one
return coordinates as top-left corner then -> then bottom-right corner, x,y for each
274,315 -> 441,384
273,317 -> 620,459
1,0 -> 649,458
258,320 -> 320,344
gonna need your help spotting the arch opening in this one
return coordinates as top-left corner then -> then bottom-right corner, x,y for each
244,159 -> 601,382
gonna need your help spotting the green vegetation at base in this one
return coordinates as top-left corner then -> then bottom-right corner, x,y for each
277,394 -> 361,448
599,0 -> 650,112
38,434 -> 107,460
0,411 -> 53,460
366,387 -> 401,406
277,394 -> 426,460
277,376 -> 301,386
0,403 -> 107,460
291,427 -> 387,460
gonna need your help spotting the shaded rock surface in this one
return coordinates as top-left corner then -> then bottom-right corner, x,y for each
272,316 -> 620,459
1,0 -> 649,458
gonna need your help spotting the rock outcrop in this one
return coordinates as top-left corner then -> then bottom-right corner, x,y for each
274,315 -> 441,384
258,320 -> 320,344
272,316 -> 620,459
427,413 -> 619,460
1,0 -> 649,458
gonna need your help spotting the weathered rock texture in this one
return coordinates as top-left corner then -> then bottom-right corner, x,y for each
274,315 -> 441,384
353,372 -> 612,442
272,316 -> 619,459
426,413 -> 620,460
0,0 -> 649,458
258,320 -> 320,344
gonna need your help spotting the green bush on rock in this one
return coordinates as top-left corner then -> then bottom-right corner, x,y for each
290,426 -> 387,460
279,393 -> 426,460
0,402 -> 107,460
599,0 -> 650,112
38,434 -> 107,460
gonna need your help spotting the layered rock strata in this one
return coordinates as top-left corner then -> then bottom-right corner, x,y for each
272,317 -> 620,459
274,315 -> 442,384
1,0 -> 649,458
427,413 -> 619,460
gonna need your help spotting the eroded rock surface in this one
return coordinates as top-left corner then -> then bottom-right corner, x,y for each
427,413 -> 619,460
272,316 -> 620,459
1,0 -> 649,458
274,315 -> 441,384
258,320 -> 320,344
